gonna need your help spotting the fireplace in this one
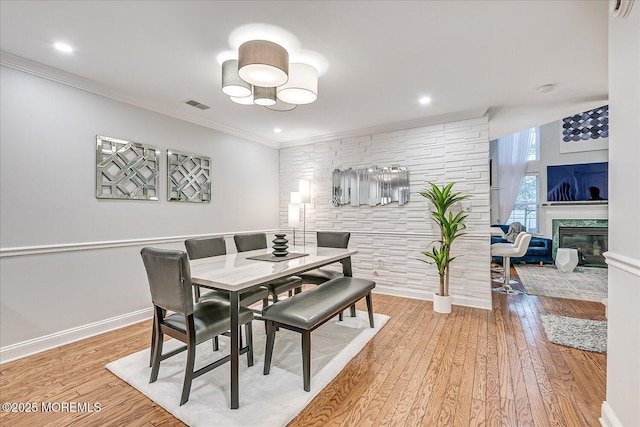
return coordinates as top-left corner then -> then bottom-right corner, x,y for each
558,226 -> 608,266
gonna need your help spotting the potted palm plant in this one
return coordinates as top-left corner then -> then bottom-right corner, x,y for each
419,182 -> 470,313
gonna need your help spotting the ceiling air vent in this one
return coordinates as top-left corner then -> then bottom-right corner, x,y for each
184,99 -> 210,110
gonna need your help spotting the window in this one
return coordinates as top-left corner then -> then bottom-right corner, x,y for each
527,127 -> 539,161
507,173 -> 539,233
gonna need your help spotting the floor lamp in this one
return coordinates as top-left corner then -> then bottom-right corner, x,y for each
288,193 -> 300,246
298,179 -> 311,247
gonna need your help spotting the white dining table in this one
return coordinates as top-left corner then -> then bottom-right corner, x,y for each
189,245 -> 357,409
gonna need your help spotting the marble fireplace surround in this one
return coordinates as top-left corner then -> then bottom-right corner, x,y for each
542,203 -> 609,258
552,218 -> 609,258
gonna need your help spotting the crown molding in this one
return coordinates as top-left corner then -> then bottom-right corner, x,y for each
1,51 -> 488,151
278,107 -> 489,148
0,51 -> 279,148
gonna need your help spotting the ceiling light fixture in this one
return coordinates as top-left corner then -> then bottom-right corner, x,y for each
221,27 -> 322,111
419,96 -> 432,105
274,127 -> 282,133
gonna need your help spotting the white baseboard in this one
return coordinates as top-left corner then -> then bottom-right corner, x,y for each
373,285 -> 492,310
0,308 -> 153,364
600,401 -> 624,427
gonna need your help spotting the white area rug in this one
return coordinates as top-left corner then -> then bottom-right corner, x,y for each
106,311 -> 389,427
540,314 -> 607,354
514,264 -> 607,302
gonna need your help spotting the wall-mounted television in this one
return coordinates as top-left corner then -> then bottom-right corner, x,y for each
547,162 -> 608,202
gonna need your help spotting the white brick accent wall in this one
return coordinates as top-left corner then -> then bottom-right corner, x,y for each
280,117 -> 492,310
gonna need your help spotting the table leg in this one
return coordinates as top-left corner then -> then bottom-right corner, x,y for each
230,290 -> 240,409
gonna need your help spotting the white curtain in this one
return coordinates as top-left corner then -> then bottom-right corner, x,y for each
497,128 -> 535,223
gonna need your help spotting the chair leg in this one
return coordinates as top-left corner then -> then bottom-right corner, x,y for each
366,292 -> 375,328
492,256 -> 522,295
150,328 -> 163,383
149,312 -> 157,368
302,331 -> 311,392
150,307 -> 164,382
245,322 -> 254,367
149,307 -> 165,367
179,341 -> 196,406
294,286 -> 302,294
263,321 -> 276,375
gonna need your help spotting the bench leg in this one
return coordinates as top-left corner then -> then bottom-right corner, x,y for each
350,303 -> 356,317
263,321 -> 276,375
212,336 -> 219,352
302,331 -> 311,392
366,292 -> 375,328
338,311 -> 343,321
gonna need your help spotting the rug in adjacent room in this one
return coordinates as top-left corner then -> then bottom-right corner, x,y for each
106,311 -> 389,427
514,264 -> 607,302
540,313 -> 607,354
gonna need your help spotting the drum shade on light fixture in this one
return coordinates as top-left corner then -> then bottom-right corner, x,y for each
221,60 -> 252,97
253,86 -> 277,106
277,63 -> 318,105
230,93 -> 255,105
238,40 -> 289,87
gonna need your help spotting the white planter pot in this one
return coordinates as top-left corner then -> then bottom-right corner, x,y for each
433,292 -> 452,314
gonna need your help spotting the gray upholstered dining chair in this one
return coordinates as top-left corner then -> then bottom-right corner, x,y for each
233,233 -> 303,303
140,247 -> 254,406
185,237 -> 269,307
298,231 -> 355,319
298,231 -> 351,285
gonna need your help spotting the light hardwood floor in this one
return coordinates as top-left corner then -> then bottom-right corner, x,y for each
0,268 -> 606,426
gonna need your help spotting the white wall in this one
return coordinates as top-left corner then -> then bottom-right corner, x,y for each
601,4 -> 640,427
280,117 -> 492,310
490,120 -> 608,236
0,66 -> 280,357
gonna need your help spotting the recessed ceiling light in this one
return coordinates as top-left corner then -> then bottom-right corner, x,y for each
273,127 -> 282,133
54,42 -> 73,53
419,96 -> 431,105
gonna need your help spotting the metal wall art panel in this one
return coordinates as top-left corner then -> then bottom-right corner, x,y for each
96,135 -> 159,200
167,150 -> 211,203
332,166 -> 409,207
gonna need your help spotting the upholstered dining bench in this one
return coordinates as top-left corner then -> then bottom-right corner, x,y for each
261,276 -> 375,391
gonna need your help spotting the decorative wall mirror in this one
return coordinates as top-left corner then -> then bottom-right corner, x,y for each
167,150 -> 211,202
332,166 -> 409,207
96,135 -> 159,200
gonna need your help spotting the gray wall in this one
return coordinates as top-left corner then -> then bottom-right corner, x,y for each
603,5 -> 640,426
0,66 -> 280,352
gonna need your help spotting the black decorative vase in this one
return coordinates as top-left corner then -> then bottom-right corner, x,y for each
272,234 -> 289,257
